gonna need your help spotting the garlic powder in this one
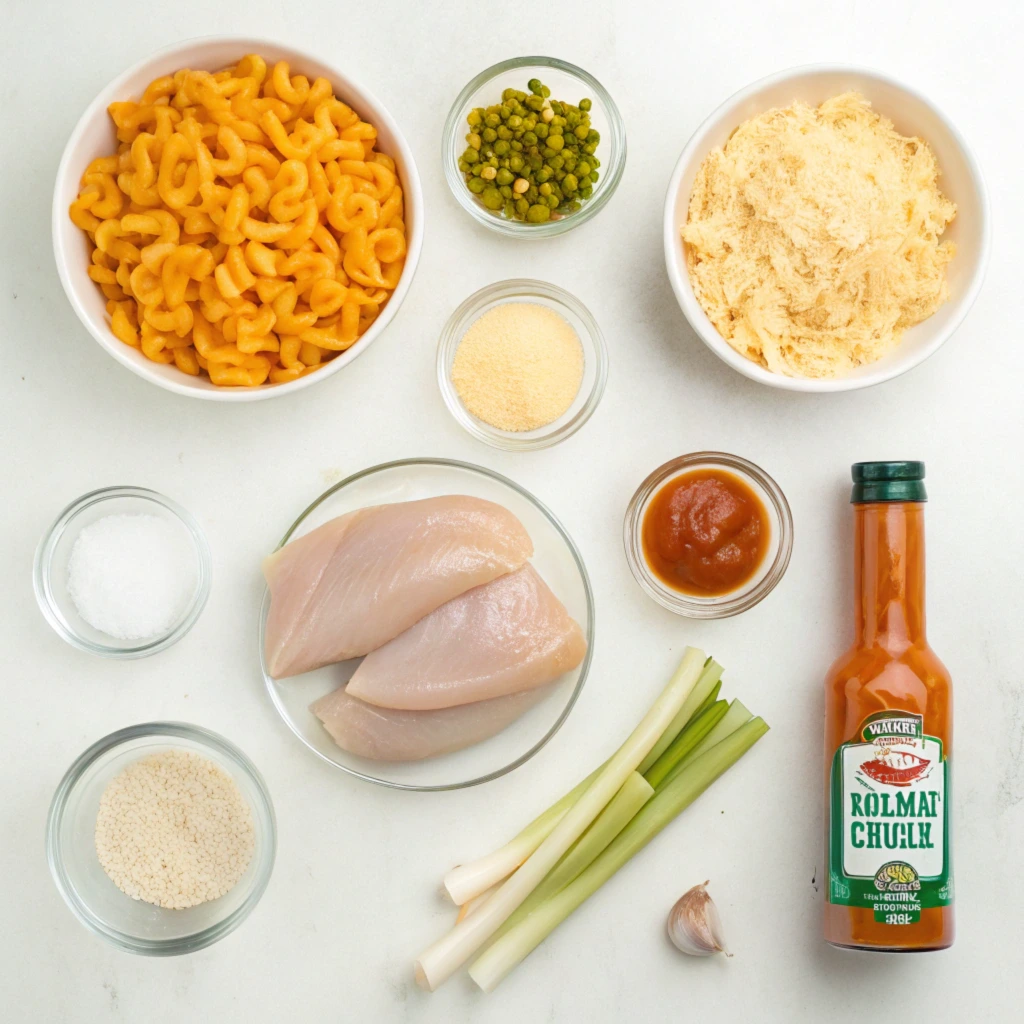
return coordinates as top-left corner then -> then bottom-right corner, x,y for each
452,302 -> 584,432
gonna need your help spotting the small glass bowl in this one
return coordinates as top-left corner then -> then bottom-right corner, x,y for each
442,56 -> 626,237
437,279 -> 608,451
47,722 -> 276,956
623,453 -> 794,618
34,486 -> 212,658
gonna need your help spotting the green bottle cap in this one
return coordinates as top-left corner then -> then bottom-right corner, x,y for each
851,461 -> 927,503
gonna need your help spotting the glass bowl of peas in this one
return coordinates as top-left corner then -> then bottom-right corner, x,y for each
443,57 -> 626,237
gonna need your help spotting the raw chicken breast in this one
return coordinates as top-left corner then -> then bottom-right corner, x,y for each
310,686 -> 548,761
346,564 -> 587,710
264,496 -> 533,678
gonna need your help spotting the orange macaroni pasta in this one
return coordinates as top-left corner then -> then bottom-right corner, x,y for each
70,55 -> 407,386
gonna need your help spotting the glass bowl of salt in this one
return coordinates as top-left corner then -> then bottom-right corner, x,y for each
34,486 -> 211,658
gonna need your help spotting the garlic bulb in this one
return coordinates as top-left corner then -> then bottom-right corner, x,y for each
667,881 -> 731,957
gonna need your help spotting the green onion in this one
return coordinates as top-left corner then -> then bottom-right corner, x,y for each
444,761 -> 605,906
637,660 -> 722,775
643,699 -> 728,789
468,718 -> 770,992
661,699 -> 752,789
415,647 -> 708,991
495,771 -> 654,940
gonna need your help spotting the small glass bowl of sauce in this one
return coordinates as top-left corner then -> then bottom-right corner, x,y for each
623,452 -> 793,618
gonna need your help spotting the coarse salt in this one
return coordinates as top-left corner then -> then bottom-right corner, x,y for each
66,513 -> 197,640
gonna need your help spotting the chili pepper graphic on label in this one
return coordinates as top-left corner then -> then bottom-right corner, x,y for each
858,749 -> 931,787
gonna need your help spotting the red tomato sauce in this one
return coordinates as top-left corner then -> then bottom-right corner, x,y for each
641,469 -> 769,596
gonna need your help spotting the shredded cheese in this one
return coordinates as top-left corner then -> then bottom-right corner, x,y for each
683,92 -> 956,378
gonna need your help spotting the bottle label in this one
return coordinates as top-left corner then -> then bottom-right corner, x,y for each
829,710 -> 952,924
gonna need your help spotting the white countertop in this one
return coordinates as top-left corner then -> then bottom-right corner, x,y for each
3,1 -> 1022,1020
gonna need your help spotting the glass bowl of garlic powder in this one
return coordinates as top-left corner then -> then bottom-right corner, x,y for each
34,486 -> 212,658
437,279 -> 608,451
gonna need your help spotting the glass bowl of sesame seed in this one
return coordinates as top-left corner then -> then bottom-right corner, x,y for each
46,722 -> 276,956
437,279 -> 608,451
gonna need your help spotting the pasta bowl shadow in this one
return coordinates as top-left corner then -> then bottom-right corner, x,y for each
663,65 -> 989,393
52,36 -> 424,402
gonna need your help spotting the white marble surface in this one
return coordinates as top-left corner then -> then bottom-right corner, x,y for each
3,1 -> 1022,1020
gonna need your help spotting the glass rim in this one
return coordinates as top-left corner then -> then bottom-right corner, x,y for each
623,452 -> 794,619
436,279 -> 608,451
46,721 -> 277,956
33,486 -> 212,658
442,55 -> 627,238
259,457 -> 595,791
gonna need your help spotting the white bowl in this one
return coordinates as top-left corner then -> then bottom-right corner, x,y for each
52,37 -> 424,402
663,64 -> 990,393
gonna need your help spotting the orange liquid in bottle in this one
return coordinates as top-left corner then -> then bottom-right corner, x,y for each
824,467 -> 953,952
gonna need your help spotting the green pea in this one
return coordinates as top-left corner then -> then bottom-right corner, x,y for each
515,197 -> 530,217
493,140 -> 510,156
522,131 -> 537,146
587,130 -> 600,144
527,78 -> 543,95
549,154 -> 564,170
547,123 -> 563,136
534,123 -> 549,139
566,111 -> 580,127
547,135 -> 564,152
481,186 -> 503,210
499,104 -> 511,119
538,182 -> 552,197
576,161 -> 591,177
562,173 -> 578,193
509,153 -> 525,171
526,203 -> 550,223
496,168 -> 514,186
526,95 -> 544,111
590,156 -> 601,169
467,176 -> 486,194
510,140 -> 523,152
579,98 -> 592,111
483,113 -> 500,128
522,117 -> 537,131
467,110 -> 483,127
589,169 -> 599,182
482,127 -> 497,143
458,159 -> 470,173
507,115 -> 523,129
541,85 -> 550,98
504,199 -> 515,218
574,124 -> 589,140
461,147 -> 478,164
469,163 -> 483,176
546,194 -> 559,209
550,101 -> 563,115
580,186 -> 593,199
499,184 -> 513,199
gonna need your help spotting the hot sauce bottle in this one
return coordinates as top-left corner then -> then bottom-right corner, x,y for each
824,462 -> 953,951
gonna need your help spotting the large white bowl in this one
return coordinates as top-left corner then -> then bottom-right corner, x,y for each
663,65 -> 989,393
53,37 -> 424,402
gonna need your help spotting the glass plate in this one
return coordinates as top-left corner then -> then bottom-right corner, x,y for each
258,458 -> 594,790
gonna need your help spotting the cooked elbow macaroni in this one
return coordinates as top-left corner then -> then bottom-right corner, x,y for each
70,55 -> 408,387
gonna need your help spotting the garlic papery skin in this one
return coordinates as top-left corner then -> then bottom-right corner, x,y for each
667,881 -> 731,957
